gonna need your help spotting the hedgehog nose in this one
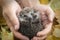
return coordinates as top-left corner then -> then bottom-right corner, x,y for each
33,15 -> 37,19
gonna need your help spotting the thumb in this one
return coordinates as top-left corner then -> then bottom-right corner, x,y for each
37,26 -> 51,36
12,14 -> 19,30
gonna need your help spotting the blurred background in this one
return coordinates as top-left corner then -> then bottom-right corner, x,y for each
0,0 -> 60,40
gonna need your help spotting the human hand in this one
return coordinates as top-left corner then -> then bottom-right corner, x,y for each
31,35 -> 47,40
10,26 -> 29,40
32,22 -> 50,40
2,1 -> 30,39
33,4 -> 55,40
21,37 -> 29,40
2,1 -> 22,31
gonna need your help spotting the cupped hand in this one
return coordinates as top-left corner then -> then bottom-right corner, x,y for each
2,1 -> 22,30
32,4 -> 55,40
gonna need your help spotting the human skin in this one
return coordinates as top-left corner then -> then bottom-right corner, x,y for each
0,0 -> 55,40
0,0 -> 29,40
15,0 -> 55,40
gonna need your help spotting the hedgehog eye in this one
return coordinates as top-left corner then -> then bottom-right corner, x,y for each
24,15 -> 27,17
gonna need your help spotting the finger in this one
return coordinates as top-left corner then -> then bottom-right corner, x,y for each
32,37 -> 41,40
3,4 -> 22,30
5,11 -> 19,30
31,37 -> 37,40
34,35 -> 47,40
37,24 -> 52,36
16,5 -> 22,16
39,35 -> 47,40
46,7 -> 55,22
37,35 -> 47,40
31,37 -> 41,40
3,13 -> 16,34
3,13 -> 13,28
8,6 -> 22,30
3,13 -> 17,31
15,6 -> 22,30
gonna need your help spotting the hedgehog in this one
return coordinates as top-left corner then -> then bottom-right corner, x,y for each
18,7 -> 44,40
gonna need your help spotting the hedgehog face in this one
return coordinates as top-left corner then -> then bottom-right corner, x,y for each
18,7 -> 44,39
18,7 -> 41,23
